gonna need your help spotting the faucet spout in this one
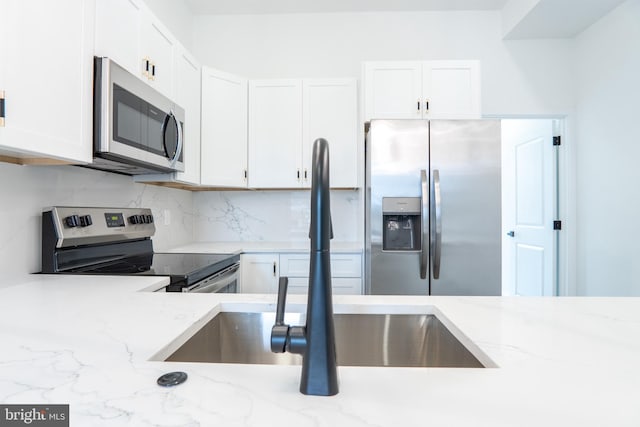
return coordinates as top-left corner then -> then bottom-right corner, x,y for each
270,138 -> 338,396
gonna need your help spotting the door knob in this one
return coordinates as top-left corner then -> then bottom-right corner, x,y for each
506,231 -> 515,237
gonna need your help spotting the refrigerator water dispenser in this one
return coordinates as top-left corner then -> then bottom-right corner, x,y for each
382,197 -> 421,251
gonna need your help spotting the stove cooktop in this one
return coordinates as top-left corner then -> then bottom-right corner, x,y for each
72,252 -> 239,286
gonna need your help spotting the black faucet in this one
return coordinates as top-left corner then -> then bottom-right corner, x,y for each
270,138 -> 339,396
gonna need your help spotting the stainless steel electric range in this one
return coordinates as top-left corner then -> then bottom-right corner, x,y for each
41,207 -> 239,293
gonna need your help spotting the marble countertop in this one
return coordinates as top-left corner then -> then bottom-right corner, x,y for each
1,275 -> 639,426
167,241 -> 363,254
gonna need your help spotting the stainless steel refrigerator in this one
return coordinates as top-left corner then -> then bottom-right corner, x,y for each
365,119 -> 501,295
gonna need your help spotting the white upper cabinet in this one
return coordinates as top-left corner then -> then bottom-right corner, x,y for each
249,78 -> 358,189
172,49 -> 201,184
364,61 -> 423,120
0,0 -> 95,163
94,0 -> 141,77
95,0 -> 174,98
422,61 -> 481,119
303,79 -> 358,188
248,80 -> 303,188
140,13 -> 174,97
201,67 -> 248,188
364,60 -> 481,120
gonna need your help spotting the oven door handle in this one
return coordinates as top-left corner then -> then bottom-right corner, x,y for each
183,262 -> 240,293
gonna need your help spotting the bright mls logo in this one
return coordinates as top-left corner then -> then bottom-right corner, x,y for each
0,405 -> 69,426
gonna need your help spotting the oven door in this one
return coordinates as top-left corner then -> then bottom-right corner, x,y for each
182,262 -> 240,293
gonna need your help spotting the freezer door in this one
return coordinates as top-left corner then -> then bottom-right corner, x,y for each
366,120 -> 429,295
429,120 -> 502,296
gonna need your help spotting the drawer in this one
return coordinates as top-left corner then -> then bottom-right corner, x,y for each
280,253 -> 362,278
286,277 -> 362,295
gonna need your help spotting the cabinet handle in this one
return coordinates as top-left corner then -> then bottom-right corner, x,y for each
0,90 -> 5,127
304,169 -> 308,181
417,98 -> 420,112
297,169 -> 301,181
273,262 -> 277,277
150,62 -> 156,81
142,57 -> 150,78
244,169 -> 248,180
425,99 -> 430,113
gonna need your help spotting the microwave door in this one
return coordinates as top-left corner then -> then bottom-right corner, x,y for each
112,84 -> 147,152
146,104 -> 165,157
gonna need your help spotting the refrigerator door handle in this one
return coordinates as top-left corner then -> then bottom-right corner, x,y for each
431,169 -> 442,279
420,169 -> 428,279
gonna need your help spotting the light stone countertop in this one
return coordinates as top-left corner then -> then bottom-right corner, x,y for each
167,241 -> 363,254
1,274 -> 639,426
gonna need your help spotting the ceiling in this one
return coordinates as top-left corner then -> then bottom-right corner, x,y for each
183,0 -> 625,39
184,0 -> 509,15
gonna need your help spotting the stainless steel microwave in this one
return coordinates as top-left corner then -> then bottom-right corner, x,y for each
91,57 -> 184,175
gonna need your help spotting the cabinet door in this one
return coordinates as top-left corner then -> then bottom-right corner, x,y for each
303,79 -> 358,188
248,80 -> 302,188
201,68 -> 248,187
0,0 -> 94,163
94,0 -> 141,76
284,278 -> 361,295
173,49 -> 201,184
422,60 -> 481,119
140,12 -> 174,97
363,61 -> 422,120
240,254 -> 279,294
280,253 -> 362,278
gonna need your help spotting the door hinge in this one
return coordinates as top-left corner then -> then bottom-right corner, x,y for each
553,220 -> 562,230
553,136 -> 561,146
0,90 -> 5,127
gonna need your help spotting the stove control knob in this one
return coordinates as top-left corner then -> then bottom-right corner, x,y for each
65,215 -> 80,228
79,215 -> 93,227
128,215 -> 140,225
85,215 -> 93,226
146,214 -> 154,224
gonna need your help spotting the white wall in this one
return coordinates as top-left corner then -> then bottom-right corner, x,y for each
0,163 -> 194,286
193,10 -> 574,116
143,0 -> 195,51
573,0 -> 640,296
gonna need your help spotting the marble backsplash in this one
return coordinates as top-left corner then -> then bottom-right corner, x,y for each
0,162 -> 194,283
0,160 -> 362,285
193,190 -> 362,243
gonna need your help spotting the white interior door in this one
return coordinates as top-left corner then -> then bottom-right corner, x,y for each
502,119 -> 556,296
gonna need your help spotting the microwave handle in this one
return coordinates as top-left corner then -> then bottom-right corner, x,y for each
169,110 -> 183,166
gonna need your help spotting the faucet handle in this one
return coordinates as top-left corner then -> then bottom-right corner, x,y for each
275,276 -> 288,326
271,277 -> 289,353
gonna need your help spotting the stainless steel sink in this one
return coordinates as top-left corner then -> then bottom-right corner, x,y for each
164,312 -> 485,368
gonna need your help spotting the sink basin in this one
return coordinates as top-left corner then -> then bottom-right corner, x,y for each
163,312 -> 485,368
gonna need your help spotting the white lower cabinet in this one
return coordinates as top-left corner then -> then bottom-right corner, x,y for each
279,253 -> 362,295
239,252 -> 362,294
239,253 -> 279,293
